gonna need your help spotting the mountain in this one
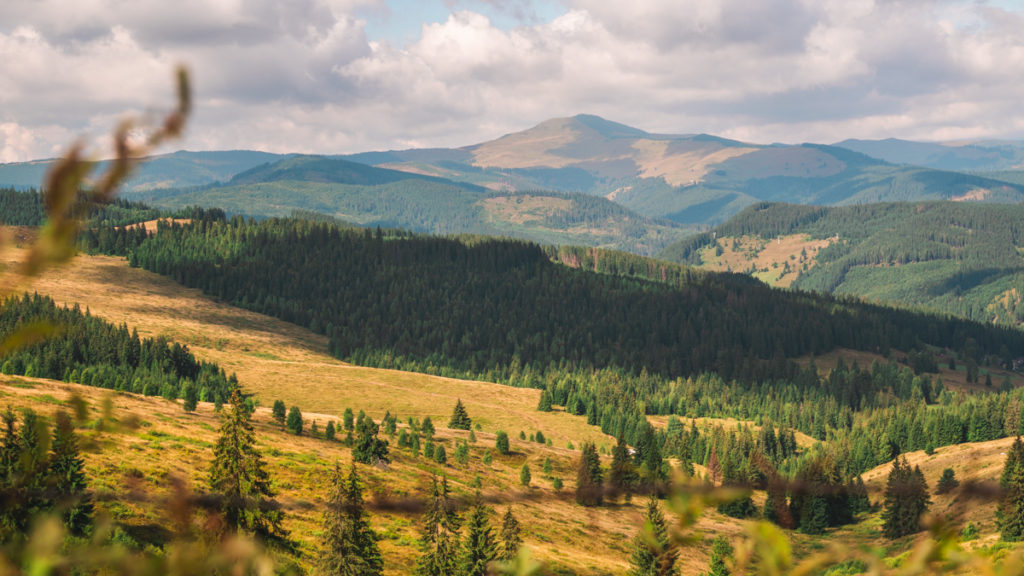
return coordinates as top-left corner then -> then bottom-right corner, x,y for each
834,137 -> 1024,171
0,149 -> 283,192
345,115 -> 1024,226
659,201 -> 1024,328
133,155 -> 690,255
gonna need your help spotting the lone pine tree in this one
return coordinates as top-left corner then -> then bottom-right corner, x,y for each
319,463 -> 383,576
209,388 -> 285,539
449,399 -> 472,430
498,507 -> 521,562
459,493 -> 497,576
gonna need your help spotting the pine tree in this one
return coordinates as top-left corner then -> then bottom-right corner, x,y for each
343,407 -> 354,431
209,388 -> 285,539
628,497 -> 679,576
272,400 -> 287,426
498,507 -> 521,562
422,416 -> 436,439
459,493 -> 497,576
609,435 -> 638,502
576,442 -> 603,506
319,463 -> 383,576
182,381 -> 198,412
936,468 -> 959,495
881,455 -> 930,539
495,431 -> 510,455
520,463 -> 531,487
287,405 -> 303,435
415,476 -> 461,576
537,390 -> 553,412
998,436 -> 1024,541
325,420 -> 336,442
449,399 -> 472,430
353,416 -> 389,466
49,411 -> 92,535
434,445 -> 447,465
706,535 -> 732,576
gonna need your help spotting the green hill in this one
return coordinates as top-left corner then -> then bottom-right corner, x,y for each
136,155 -> 691,255
659,201 -> 1024,328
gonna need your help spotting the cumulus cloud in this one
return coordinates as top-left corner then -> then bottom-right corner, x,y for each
1,0 -> 1023,163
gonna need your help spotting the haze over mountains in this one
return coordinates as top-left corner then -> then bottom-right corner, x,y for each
2,114 -> 1023,254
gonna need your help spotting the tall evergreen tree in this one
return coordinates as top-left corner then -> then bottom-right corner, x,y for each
881,455 -> 930,539
49,411 -> 92,535
415,476 -> 461,576
287,406 -> 303,435
498,507 -> 521,562
272,400 -> 287,426
319,463 -> 383,576
998,436 -> 1024,541
209,388 -> 286,539
609,435 -> 637,502
576,442 -> 603,507
628,497 -> 679,576
458,493 -> 497,576
449,399 -> 472,430
353,416 -> 389,466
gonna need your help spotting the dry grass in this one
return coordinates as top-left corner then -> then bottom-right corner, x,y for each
697,234 -> 834,288
0,248 -> 760,573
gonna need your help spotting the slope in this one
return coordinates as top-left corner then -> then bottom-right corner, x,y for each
659,201 -> 1024,329
138,155 -> 692,255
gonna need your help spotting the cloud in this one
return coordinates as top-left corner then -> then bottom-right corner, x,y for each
1,0 -> 1023,163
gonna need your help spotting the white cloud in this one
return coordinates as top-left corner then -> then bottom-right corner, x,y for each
1,0 -> 1024,164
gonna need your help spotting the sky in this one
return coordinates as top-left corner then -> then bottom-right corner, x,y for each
2,0 -> 1024,163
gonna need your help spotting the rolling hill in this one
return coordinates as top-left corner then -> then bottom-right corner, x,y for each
834,137 -> 1024,172
659,201 -> 1024,329
130,155 -> 692,255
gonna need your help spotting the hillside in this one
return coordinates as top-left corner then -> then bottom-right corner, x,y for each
348,115 -> 1024,226
834,138 -> 1024,172
0,150 -> 282,192
133,155 -> 691,255
659,202 -> 1024,328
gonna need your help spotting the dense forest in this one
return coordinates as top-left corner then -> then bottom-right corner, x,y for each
0,292 -> 235,404
660,201 -> 1024,326
82,215 -> 1023,389
0,187 -> 173,228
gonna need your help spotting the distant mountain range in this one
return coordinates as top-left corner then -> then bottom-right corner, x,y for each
2,115 -> 1023,253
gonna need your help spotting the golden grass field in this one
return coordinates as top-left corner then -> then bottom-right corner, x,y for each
696,234 -> 834,288
0,247 -> 763,574
4,241 -> 1023,573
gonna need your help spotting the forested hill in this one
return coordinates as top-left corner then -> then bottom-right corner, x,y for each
132,156 -> 690,255
658,201 -> 1024,328
83,214 -> 1023,387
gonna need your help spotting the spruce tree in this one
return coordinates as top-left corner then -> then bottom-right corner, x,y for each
609,435 -> 638,502
537,390 -> 553,412
272,400 -> 287,426
49,411 -> 92,535
628,497 -> 679,576
498,507 -> 522,562
287,405 -> 303,435
936,468 -> 959,495
998,436 -> 1024,541
325,420 -> 336,442
459,493 -> 497,576
209,388 -> 285,539
415,476 -> 461,576
576,442 -> 603,506
449,399 -> 472,430
319,463 -> 383,576
343,407 -> 354,431
495,431 -> 510,455
353,416 -> 389,466
520,463 -> 531,487
422,416 -> 436,439
182,381 -> 198,412
881,455 -> 930,539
